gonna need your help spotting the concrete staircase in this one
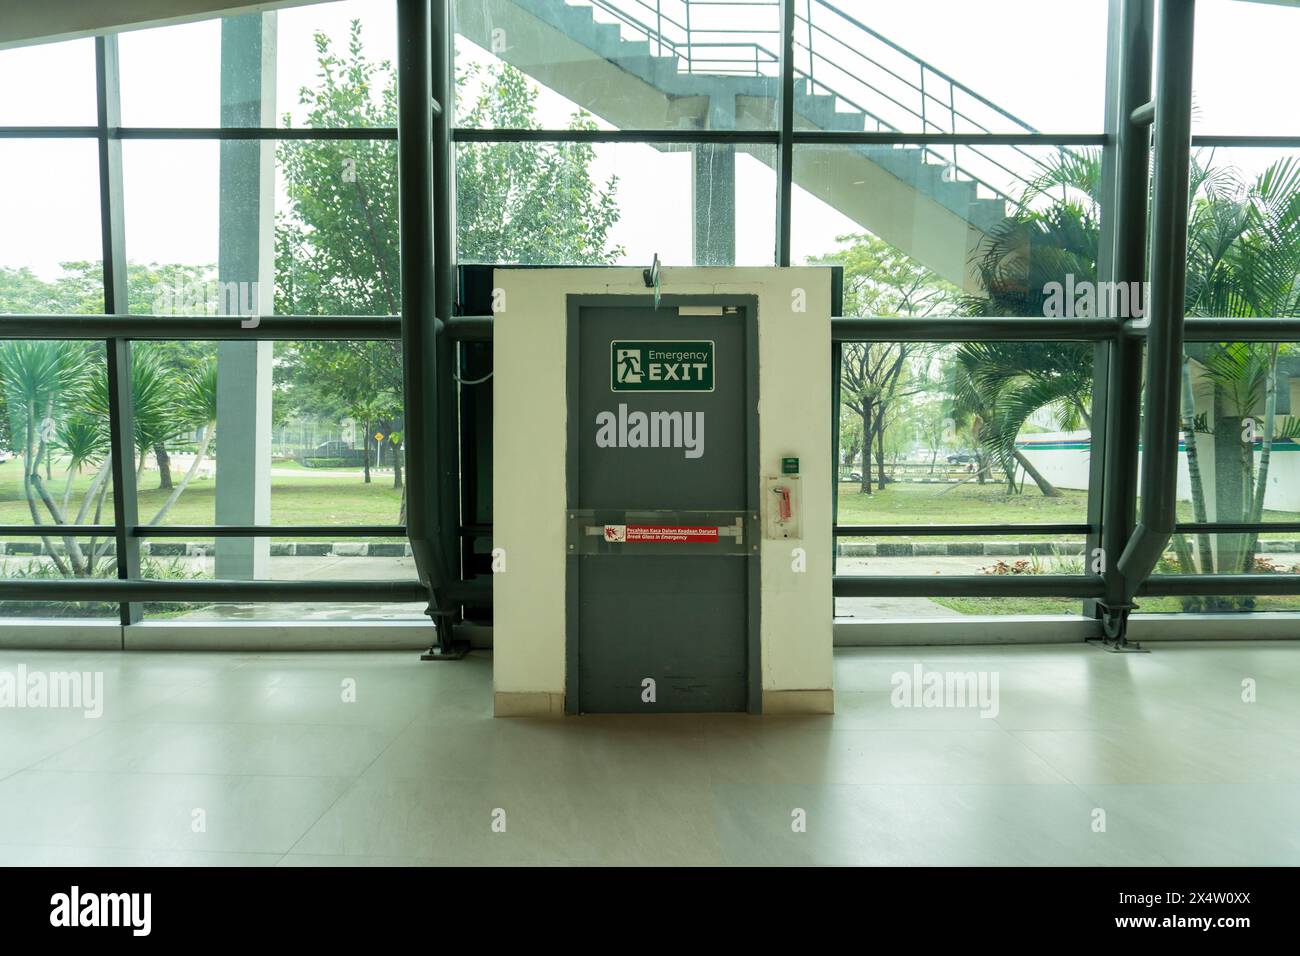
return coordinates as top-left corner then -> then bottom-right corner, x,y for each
456,0 -> 1034,289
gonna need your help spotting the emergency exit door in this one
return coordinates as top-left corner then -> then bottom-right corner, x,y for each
566,296 -> 760,714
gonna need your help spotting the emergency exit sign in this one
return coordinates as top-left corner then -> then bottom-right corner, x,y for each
611,340 -> 714,392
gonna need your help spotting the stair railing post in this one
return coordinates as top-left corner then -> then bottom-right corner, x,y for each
948,79 -> 958,171
805,0 -> 814,93
919,65 -> 927,133
685,0 -> 692,73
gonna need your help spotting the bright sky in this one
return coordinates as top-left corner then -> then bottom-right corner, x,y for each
0,0 -> 1295,283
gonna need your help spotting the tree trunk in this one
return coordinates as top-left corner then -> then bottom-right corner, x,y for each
1180,358 -> 1215,574
363,420 -> 372,484
858,405 -> 872,495
393,443 -> 404,490
1013,448 -> 1061,497
145,424 -> 214,526
874,418 -> 886,491
1171,531 -> 1196,574
1241,343 -> 1280,573
153,442 -> 173,490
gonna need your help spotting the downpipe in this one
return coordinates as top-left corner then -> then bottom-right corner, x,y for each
1113,0 -> 1196,633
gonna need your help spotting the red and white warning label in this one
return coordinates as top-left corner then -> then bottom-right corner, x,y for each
603,524 -> 719,543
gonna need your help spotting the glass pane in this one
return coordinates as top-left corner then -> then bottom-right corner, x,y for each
0,340 -> 116,532
143,600 -> 427,622
454,0 -> 780,130
1194,0 -> 1300,136
276,0 -> 399,130
835,340 -> 1094,527
118,19 -> 222,128
0,532 -> 122,619
0,38 -> 97,126
1168,341 -> 1300,583
131,341 -> 405,531
0,140 -> 103,314
118,1 -> 398,129
795,144 -> 1102,310
457,141 -> 776,266
837,534 -> 1090,575
1135,593 -> 1300,615
804,0 -> 1107,134
121,139 -> 398,315
1185,147 -> 1300,317
137,536 -> 413,581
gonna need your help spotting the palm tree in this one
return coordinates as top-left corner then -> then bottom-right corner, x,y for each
955,149 -> 1102,496
145,358 -> 218,526
1176,156 -> 1300,581
950,341 -> 1092,496
0,341 -> 218,577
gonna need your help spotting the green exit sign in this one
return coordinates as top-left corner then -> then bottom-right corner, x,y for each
611,340 -> 714,392
782,457 -> 800,475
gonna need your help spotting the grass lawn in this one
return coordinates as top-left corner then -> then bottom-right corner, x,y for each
0,461 -> 402,527
933,595 -> 1300,615
837,480 -> 1300,540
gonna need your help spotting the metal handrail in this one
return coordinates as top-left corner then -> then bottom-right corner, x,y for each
580,0 -> 1056,202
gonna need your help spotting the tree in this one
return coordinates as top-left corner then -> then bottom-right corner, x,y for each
812,234 -> 958,493
275,23 -> 624,504
0,339 -> 217,577
956,149 -> 1100,496
1175,155 -> 1300,588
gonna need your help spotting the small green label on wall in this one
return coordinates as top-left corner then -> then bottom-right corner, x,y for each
782,457 -> 799,475
611,340 -> 714,392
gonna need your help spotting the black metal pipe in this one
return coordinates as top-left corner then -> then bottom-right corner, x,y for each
115,126 -> 397,140
1184,318 -> 1300,341
396,0 -> 454,618
834,575 -> 1105,598
455,128 -> 780,145
0,316 -> 402,340
132,526 -> 407,538
443,316 -> 494,341
1117,0 -> 1195,585
1176,522 -> 1300,535
835,523 -> 1092,537
1138,575 -> 1300,597
0,578 -> 483,605
775,0 -> 796,265
790,131 -> 1106,146
830,341 -> 842,576
833,317 -> 1119,342
1098,0 -> 1153,615
431,0 -> 465,637
0,526 -> 115,536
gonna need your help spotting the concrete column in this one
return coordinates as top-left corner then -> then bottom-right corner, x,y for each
692,144 -> 736,266
691,96 -> 737,266
214,12 -> 275,580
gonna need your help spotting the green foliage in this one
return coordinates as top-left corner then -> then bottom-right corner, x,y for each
456,61 -> 624,265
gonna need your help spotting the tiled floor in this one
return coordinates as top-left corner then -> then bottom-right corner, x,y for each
0,642 -> 1297,865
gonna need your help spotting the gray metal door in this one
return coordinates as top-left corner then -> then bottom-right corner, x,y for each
566,297 -> 759,714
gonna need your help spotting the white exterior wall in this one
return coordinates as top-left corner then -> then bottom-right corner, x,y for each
1019,439 -> 1300,513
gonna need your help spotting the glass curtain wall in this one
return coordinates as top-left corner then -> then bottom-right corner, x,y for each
1,0 -> 1298,630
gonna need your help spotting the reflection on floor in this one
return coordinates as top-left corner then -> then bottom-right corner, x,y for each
0,642 -> 1297,865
